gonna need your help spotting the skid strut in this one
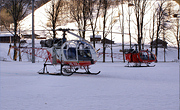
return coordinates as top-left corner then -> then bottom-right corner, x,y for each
38,63 -> 73,76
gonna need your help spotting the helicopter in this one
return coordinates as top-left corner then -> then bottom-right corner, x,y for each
37,28 -> 100,76
8,28 -> 100,76
124,44 -> 157,67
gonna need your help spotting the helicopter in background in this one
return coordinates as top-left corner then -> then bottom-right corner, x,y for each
125,44 -> 157,67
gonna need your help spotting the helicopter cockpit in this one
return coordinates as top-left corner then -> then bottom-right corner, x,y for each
62,40 -> 97,62
139,50 -> 156,61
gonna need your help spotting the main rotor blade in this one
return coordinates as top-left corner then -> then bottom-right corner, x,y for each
71,29 -> 129,35
20,28 -> 129,35
67,31 -> 84,40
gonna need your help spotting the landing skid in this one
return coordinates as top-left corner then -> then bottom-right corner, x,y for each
38,63 -> 100,76
73,66 -> 101,75
125,62 -> 155,67
125,65 -> 155,67
74,71 -> 101,75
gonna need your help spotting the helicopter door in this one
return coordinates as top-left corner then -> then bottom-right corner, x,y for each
63,41 -> 77,60
67,48 -> 76,60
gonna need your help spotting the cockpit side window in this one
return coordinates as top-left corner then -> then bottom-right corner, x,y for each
148,51 -> 155,60
78,42 -> 92,60
140,51 -> 148,60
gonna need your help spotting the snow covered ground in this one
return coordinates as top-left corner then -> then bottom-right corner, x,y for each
0,42 -> 179,110
0,61 -> 179,110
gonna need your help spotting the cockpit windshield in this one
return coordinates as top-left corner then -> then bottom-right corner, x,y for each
63,40 -> 94,61
140,51 -> 156,60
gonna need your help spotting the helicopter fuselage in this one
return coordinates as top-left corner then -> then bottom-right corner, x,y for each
46,40 -> 98,67
125,50 -> 156,63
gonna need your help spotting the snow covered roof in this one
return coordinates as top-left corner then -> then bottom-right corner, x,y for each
0,34 -> 13,37
90,35 -> 101,38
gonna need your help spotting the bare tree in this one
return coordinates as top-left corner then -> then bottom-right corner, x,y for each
97,0 -> 120,63
127,0 -> 134,48
46,0 -> 64,39
102,0 -> 109,62
69,0 -> 90,39
3,0 -> 30,61
88,0 -> 102,47
150,9 -> 156,52
0,7 -> 14,31
116,0 -> 126,62
170,9 -> 180,60
121,0 -> 125,62
133,0 -> 148,51
155,0 -> 171,61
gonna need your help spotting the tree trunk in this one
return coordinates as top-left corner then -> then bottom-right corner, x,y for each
13,22 -> 18,61
53,21 -> 56,39
178,41 -> 179,60
102,0 -> 107,63
92,30 -> 95,48
155,17 -> 161,62
121,0 -> 125,62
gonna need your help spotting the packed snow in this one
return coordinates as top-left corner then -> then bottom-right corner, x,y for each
0,42 -> 179,110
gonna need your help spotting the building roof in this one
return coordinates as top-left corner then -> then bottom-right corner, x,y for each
151,38 -> 168,44
90,35 -> 101,38
0,34 -> 14,37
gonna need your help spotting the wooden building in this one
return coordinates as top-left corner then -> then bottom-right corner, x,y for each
90,35 -> 101,43
22,34 -> 40,39
150,38 -> 168,48
101,38 -> 114,44
0,34 -> 20,43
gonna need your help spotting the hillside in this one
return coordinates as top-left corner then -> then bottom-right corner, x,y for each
0,0 -> 50,31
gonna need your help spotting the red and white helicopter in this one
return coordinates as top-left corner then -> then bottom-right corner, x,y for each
9,28 -> 100,76
39,28 -> 101,76
125,44 -> 157,67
